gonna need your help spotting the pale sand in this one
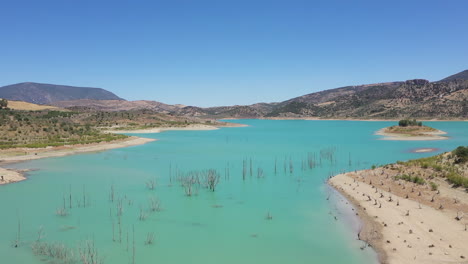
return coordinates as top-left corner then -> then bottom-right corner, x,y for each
329,173 -> 468,264
103,123 -> 247,134
0,167 -> 26,185
411,148 -> 439,153
0,136 -> 155,185
375,128 -> 448,141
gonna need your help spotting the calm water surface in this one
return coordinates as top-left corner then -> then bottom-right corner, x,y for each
1,120 -> 467,264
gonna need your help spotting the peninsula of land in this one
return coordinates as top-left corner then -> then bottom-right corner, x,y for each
329,148 -> 468,264
0,122 -> 248,185
0,136 -> 155,185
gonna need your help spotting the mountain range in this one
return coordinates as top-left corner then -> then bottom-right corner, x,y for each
1,69 -> 467,119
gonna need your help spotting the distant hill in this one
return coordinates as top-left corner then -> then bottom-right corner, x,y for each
177,70 -> 468,119
0,82 -> 124,105
3,69 -> 467,120
178,103 -> 278,118
51,99 -> 183,113
265,79 -> 468,119
439,70 -> 468,82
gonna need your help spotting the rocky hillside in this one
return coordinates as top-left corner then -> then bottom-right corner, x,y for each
267,78 -> 468,119
177,69 -> 468,119
0,82 -> 123,105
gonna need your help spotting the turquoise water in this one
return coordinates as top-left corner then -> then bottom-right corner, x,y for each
1,120 -> 467,264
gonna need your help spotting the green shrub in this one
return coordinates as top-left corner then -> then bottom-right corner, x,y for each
446,171 -> 468,188
395,174 -> 426,185
429,182 -> 438,191
453,146 -> 468,163
398,119 -> 421,127
432,165 -> 443,172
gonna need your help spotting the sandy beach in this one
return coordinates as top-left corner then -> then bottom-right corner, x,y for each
329,171 -> 468,264
104,124 -> 220,134
0,136 -> 155,185
375,128 -> 448,141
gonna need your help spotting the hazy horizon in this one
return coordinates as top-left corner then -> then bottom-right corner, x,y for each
1,0 -> 467,107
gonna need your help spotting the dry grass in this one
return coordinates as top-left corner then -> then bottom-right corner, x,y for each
7,100 -> 60,111
385,125 -> 437,136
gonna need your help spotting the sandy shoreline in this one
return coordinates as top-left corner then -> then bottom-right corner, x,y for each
0,136 -> 155,185
103,123 -> 247,134
0,123 -> 248,185
329,171 -> 468,264
375,128 -> 448,141
410,148 -> 439,153
258,117 -> 468,122
0,167 -> 27,185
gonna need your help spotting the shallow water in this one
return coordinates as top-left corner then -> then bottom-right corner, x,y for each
1,120 -> 467,264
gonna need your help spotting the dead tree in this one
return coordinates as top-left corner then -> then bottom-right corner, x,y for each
257,168 -> 264,178
242,159 -> 246,181
146,179 -> 156,190
69,185 -> 72,209
79,239 -> 104,264
289,158 -> 294,174
274,157 -> 277,174
149,196 -> 161,212
139,206 -> 147,221
205,169 -> 220,192
144,232 -> 155,245
132,225 -> 136,264
14,216 -> 21,248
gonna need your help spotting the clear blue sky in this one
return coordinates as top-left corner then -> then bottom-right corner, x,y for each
1,0 -> 467,107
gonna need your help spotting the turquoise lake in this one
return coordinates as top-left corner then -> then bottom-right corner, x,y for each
1,120 -> 467,264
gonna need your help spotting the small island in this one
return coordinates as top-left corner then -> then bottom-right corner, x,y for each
376,119 -> 448,141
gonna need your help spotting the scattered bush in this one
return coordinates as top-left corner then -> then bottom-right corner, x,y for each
0,98 -> 8,109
